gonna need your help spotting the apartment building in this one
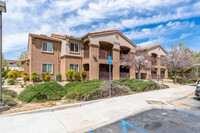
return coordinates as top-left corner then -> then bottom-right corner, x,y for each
22,30 -> 168,80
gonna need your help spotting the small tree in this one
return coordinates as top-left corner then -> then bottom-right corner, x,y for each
7,70 -> 19,80
120,48 -> 150,79
166,41 -> 195,83
21,72 -> 29,83
81,71 -> 87,81
65,70 -> 75,81
17,51 -> 28,67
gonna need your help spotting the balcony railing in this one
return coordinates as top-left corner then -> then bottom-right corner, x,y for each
151,74 -> 157,79
99,50 -> 112,59
120,72 -> 130,79
99,71 -> 113,80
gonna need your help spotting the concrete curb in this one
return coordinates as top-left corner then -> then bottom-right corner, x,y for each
0,98 -> 105,117
166,91 -> 195,103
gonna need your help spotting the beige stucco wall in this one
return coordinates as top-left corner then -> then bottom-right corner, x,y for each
30,37 -> 61,80
148,47 -> 167,57
89,33 -> 136,51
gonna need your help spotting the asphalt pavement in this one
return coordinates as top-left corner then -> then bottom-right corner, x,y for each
89,95 -> 200,133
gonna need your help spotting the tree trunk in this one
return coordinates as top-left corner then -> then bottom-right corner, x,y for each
181,68 -> 184,79
174,68 -> 177,84
138,69 -> 140,80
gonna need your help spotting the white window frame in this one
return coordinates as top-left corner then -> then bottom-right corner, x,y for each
42,64 -> 53,74
70,64 -> 79,72
42,42 -> 53,53
70,42 -> 79,53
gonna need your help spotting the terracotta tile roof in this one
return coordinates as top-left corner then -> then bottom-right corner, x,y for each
29,33 -> 62,42
82,29 -> 137,47
51,34 -> 82,41
137,44 -> 168,54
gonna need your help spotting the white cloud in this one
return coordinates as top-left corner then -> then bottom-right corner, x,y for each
125,21 -> 195,40
3,33 -> 28,52
2,0 -> 200,58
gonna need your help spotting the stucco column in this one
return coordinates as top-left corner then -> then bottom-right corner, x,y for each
112,48 -> 120,80
129,51 -> 135,79
89,43 -> 99,80
157,56 -> 161,79
130,67 -> 135,79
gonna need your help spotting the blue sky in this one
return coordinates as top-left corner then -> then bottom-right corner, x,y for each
3,0 -> 200,59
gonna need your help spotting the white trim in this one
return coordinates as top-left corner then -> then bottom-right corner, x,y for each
70,42 -> 79,53
70,64 -> 79,72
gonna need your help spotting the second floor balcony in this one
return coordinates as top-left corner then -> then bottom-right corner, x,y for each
151,59 -> 157,65
99,50 -> 112,59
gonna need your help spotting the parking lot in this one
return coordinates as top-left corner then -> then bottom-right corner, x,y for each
89,95 -> 200,133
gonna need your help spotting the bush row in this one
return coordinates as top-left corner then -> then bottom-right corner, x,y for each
65,70 -> 87,81
18,79 -> 162,103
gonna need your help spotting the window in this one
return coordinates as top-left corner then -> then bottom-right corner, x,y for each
70,64 -> 79,72
70,43 -> 79,52
42,42 -> 53,52
42,64 -> 53,73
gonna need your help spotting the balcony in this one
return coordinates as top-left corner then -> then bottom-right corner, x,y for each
99,50 -> 112,59
151,60 -> 157,65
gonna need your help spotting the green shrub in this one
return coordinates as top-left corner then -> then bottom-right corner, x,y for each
31,72 -> 38,82
7,79 -> 16,85
56,73 -> 62,81
2,94 -> 17,106
176,77 -> 195,84
42,72 -> 51,82
21,72 -> 29,83
2,88 -> 18,98
18,82 -> 66,102
7,70 -> 19,80
74,72 -> 81,81
65,70 -> 75,81
113,79 -> 160,92
20,83 -> 26,88
2,79 -> 5,85
2,67 -> 9,79
81,71 -> 87,81
64,80 -> 104,101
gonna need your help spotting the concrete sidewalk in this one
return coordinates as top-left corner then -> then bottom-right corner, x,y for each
0,85 -> 195,133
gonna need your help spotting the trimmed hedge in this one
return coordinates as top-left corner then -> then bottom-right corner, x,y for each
113,79 -> 160,92
18,82 -> 66,102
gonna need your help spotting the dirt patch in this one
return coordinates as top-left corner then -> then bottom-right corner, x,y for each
146,100 -> 167,105
0,100 -> 81,115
